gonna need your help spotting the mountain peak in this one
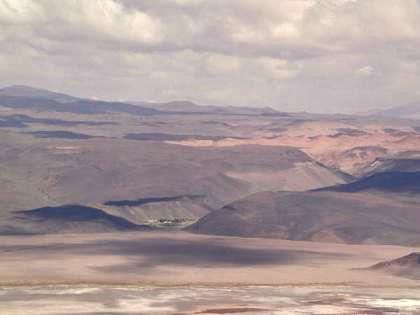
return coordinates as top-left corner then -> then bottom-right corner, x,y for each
370,252 -> 420,270
0,85 -> 76,103
1,85 -> 51,94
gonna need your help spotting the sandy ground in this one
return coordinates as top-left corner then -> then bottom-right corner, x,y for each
0,231 -> 419,287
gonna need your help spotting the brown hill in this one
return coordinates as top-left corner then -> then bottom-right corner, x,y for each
367,252 -> 420,280
0,136 -> 347,232
188,190 -> 420,245
325,171 -> 420,193
103,195 -> 211,227
2,205 -> 150,234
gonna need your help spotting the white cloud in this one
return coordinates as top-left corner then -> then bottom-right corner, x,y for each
204,54 -> 242,74
357,65 -> 375,77
257,57 -> 301,80
60,0 -> 163,44
0,0 -> 44,24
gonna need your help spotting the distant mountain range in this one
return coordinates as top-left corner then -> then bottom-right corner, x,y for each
0,85 -> 162,116
362,102 -> 420,119
4,85 -> 420,120
134,100 -> 283,116
0,85 -> 77,103
0,85 -> 284,117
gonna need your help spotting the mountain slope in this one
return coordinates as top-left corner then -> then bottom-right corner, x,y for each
367,252 -> 420,280
327,171 -> 420,193
0,85 -> 282,117
188,169 -> 420,245
103,195 -> 211,226
136,100 -> 284,116
188,189 -> 420,245
4,205 -> 148,234
0,85 -> 162,116
373,102 -> 420,119
359,157 -> 420,177
0,85 -> 77,103
0,135 -> 350,234
0,95 -> 162,116
0,138 -> 348,216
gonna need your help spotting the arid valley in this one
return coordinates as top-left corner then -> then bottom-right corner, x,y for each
3,0 -> 420,313
1,85 -> 420,313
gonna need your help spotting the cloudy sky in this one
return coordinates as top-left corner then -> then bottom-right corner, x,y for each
1,0 -> 420,113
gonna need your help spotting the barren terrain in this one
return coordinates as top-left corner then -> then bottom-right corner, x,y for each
2,86 -> 420,314
0,231 -> 418,287
1,231 -> 420,314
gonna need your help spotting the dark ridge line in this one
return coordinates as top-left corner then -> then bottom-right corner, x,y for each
24,130 -> 95,140
0,95 -> 291,118
124,133 -> 245,141
104,195 -> 205,207
316,171 -> 420,193
16,204 -> 152,231
0,114 -> 116,127
0,95 -> 162,116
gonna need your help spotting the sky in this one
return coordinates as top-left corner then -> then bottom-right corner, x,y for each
1,0 -> 420,113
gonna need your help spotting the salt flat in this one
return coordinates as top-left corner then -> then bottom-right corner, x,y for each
2,285 -> 420,314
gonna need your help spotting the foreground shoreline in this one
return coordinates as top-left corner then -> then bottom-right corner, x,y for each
2,281 -> 420,289
2,283 -> 420,315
